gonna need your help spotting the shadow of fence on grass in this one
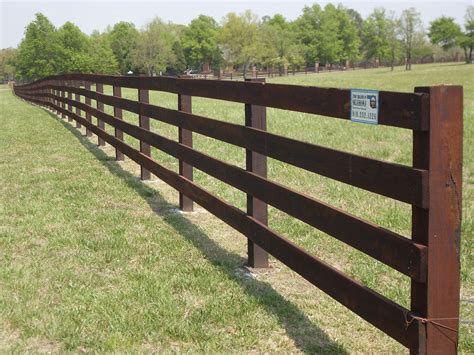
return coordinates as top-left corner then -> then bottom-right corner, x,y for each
48,110 -> 347,354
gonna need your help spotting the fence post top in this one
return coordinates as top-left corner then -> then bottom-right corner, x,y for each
415,85 -> 463,93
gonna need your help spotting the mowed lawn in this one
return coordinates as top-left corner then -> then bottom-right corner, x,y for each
0,62 -> 472,352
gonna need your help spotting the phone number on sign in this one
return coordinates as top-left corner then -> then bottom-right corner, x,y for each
352,111 -> 377,120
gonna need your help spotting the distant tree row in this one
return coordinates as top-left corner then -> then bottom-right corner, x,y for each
1,4 -> 473,81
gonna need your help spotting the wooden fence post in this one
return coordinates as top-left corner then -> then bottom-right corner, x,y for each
74,81 -> 82,129
96,82 -> 105,146
54,82 -> 58,115
58,83 -> 62,116
47,81 -> 51,110
138,79 -> 151,180
113,85 -> 124,161
178,77 -> 193,212
411,86 -> 463,354
67,81 -> 73,122
84,81 -> 92,137
245,77 -> 269,268
61,81 -> 66,119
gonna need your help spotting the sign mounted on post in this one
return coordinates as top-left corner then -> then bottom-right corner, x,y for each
350,89 -> 379,124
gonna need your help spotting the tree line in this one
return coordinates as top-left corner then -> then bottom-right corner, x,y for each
1,4 -> 473,81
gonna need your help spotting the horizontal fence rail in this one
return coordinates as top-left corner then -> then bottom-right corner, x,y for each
13,74 -> 463,354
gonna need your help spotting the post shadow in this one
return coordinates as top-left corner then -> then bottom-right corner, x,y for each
47,110 -> 347,354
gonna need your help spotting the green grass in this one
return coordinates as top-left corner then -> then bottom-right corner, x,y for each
0,62 -> 472,353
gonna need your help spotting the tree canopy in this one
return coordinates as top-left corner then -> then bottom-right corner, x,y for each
132,18 -> 176,76
182,15 -> 221,70
399,8 -> 423,70
219,10 -> 261,74
108,22 -> 139,74
7,6 -> 473,81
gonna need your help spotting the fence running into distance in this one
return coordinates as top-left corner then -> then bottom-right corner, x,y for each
13,74 -> 463,353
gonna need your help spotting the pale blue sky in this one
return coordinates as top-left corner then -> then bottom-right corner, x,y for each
0,0 -> 471,49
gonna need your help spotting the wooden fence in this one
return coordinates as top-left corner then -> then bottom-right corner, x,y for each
13,74 -> 463,353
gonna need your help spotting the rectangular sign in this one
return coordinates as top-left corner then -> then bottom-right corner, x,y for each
350,89 -> 379,124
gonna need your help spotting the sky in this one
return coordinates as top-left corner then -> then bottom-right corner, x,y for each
0,0 -> 471,49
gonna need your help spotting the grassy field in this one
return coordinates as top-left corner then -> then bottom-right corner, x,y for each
0,62 -> 472,352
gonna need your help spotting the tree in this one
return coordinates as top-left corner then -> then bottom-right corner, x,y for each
294,4 -> 324,66
132,18 -> 175,75
428,17 -> 462,51
108,22 -> 139,74
317,4 -> 343,65
219,10 -> 261,76
398,8 -> 423,70
0,48 -> 17,80
294,4 -> 360,67
386,14 -> 402,70
259,14 -> 294,72
411,32 -> 435,63
182,15 -> 221,70
56,21 -> 91,73
362,8 -> 390,65
168,41 -> 187,75
15,13 -> 62,80
336,5 -> 361,65
88,32 -> 119,74
346,8 -> 364,37
459,6 -> 474,64
293,4 -> 342,66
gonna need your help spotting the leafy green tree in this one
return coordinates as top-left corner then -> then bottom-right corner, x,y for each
56,21 -> 91,73
168,41 -> 187,75
260,14 -> 294,72
0,48 -> 17,80
219,10 -> 261,76
336,5 -> 361,64
398,8 -> 423,70
15,13 -> 62,80
182,15 -> 221,70
294,4 -> 359,66
346,8 -> 364,37
293,4 -> 323,65
132,18 -> 175,75
318,4 -> 343,65
412,32 -> 435,62
362,8 -> 390,64
459,6 -> 474,64
428,17 -> 462,51
108,22 -> 139,74
386,14 -> 402,70
88,32 -> 119,74
57,22 -> 88,52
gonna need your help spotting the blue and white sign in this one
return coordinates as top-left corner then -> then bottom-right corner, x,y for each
350,89 -> 379,124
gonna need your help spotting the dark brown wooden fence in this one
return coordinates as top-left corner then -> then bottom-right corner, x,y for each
13,74 -> 463,353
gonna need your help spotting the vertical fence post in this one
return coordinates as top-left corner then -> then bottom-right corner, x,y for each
245,77 -> 269,268
46,81 -> 50,110
43,85 -> 46,107
84,81 -> 92,137
113,85 -> 124,161
96,82 -> 105,146
53,85 -> 57,113
54,82 -> 59,115
411,86 -> 463,354
67,81 -> 73,122
178,77 -> 193,212
61,81 -> 66,119
138,78 -> 151,180
74,81 -> 82,129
